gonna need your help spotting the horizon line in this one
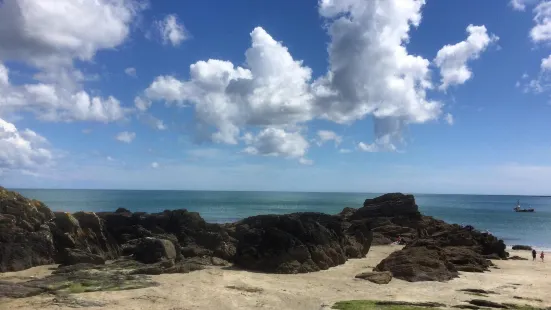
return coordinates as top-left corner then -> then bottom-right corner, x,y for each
8,187 -> 551,197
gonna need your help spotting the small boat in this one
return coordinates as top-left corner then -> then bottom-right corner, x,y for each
514,200 -> 535,212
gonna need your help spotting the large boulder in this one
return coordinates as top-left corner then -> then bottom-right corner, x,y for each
355,271 -> 392,284
0,187 -> 57,272
231,212 -> 372,273
374,246 -> 459,282
133,237 -> 177,264
49,211 -> 120,265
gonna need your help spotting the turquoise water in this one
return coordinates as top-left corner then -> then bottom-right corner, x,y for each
12,189 -> 551,250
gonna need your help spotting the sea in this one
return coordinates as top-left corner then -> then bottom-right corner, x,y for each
12,189 -> 551,250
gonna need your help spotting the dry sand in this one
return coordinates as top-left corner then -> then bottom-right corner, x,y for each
1,246 -> 550,310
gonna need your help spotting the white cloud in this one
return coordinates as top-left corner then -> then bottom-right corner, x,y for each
0,67 -> 128,122
0,0 -> 142,123
139,114 -> 167,130
151,162 -> 159,168
339,148 -> 352,154
316,130 -> 342,146
115,131 -> 136,143
0,0 -> 144,67
144,27 -> 313,145
141,0 -> 483,159
434,25 -> 498,90
298,158 -> 313,165
509,0 -> 526,11
445,113 -> 454,125
134,96 -> 152,112
0,117 -> 53,172
107,156 -> 115,161
542,55 -> 551,71
125,67 -> 137,77
156,14 -> 188,46
243,127 -> 309,159
531,1 -> 551,42
358,133 -> 398,153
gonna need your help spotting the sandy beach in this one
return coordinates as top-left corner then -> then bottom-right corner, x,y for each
1,245 -> 549,310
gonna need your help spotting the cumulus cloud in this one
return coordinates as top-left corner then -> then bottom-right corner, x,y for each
156,14 -> 188,46
143,27 -> 313,145
141,0 -> 488,160
0,64 -> 127,122
316,130 -> 342,146
115,131 -> 136,143
0,0 -> 142,123
339,148 -> 352,154
151,162 -> 159,168
0,0 -> 143,67
434,25 -> 498,90
125,67 -> 137,77
243,127 -> 309,159
531,1 -> 551,42
0,117 -> 53,173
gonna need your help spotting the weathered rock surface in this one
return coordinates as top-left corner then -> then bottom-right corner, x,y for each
374,246 -> 459,282
511,245 -> 532,251
0,187 -> 56,272
133,237 -> 177,263
355,271 -> 392,284
231,212 -> 373,273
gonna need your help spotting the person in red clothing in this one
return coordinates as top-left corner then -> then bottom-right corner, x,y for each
541,251 -> 545,262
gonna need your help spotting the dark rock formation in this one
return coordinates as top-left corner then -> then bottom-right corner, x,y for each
468,299 -> 508,309
512,245 -> 532,251
374,246 -> 459,282
97,209 -> 235,261
231,212 -> 373,273
355,271 -> 392,284
133,237 -> 177,264
508,255 -> 528,260
0,187 -> 56,272
49,211 -> 120,265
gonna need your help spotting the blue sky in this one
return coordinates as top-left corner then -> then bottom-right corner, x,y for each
1,0 -> 551,195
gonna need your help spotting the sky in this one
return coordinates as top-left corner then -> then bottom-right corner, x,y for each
1,0 -> 551,195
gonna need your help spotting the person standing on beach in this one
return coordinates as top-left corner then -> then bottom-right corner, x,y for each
541,251 -> 545,262
532,249 -> 537,261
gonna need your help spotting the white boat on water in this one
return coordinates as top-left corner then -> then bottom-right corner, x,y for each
514,200 -> 535,213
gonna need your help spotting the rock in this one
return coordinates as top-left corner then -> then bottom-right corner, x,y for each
133,237 -> 177,264
0,280 -> 44,298
371,232 -> 393,245
49,211 -> 120,266
512,245 -> 532,251
453,305 -> 481,309
508,255 -> 528,260
355,271 -> 392,284
0,187 -> 57,272
58,248 -> 106,266
115,208 -> 131,213
459,288 -> 498,295
374,246 -> 459,282
232,212 -> 372,273
443,246 -> 492,272
468,299 -> 508,308
354,193 -> 420,219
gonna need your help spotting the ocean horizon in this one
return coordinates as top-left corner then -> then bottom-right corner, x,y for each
10,188 -> 551,250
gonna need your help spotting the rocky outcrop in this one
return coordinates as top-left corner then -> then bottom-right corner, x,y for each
355,271 -> 392,284
374,246 -> 459,282
97,209 -> 235,261
49,211 -> 120,266
512,245 -> 532,251
133,237 -> 177,264
0,187 -> 56,272
231,212 -> 373,273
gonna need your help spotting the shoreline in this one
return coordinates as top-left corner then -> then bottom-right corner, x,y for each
1,245 -> 549,310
